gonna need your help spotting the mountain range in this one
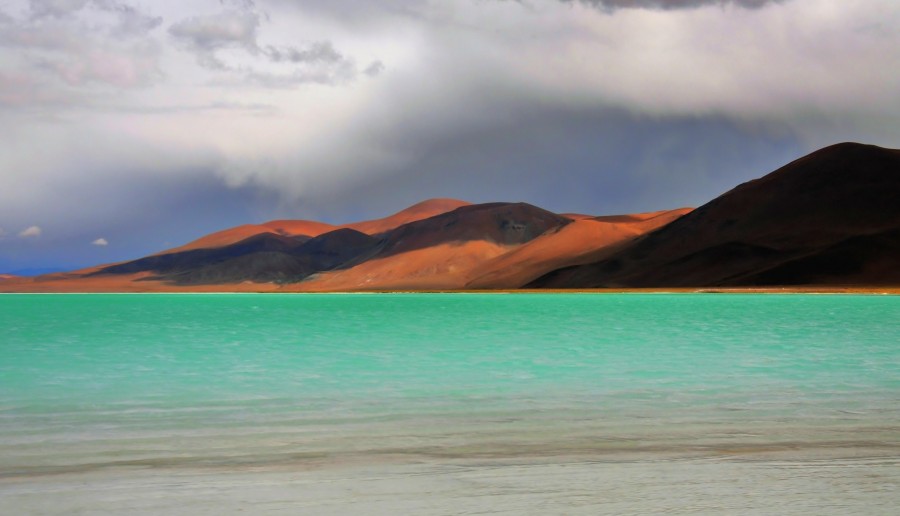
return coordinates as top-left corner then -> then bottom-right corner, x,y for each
2,142 -> 898,292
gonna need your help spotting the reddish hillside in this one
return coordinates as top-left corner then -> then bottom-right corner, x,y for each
466,208 -> 691,289
157,198 -> 469,255
297,202 -> 572,290
3,142 -> 897,293
342,198 -> 471,235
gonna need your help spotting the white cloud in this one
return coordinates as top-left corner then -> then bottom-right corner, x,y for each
1,2 -> 164,91
166,6 -> 362,84
92,237 -> 108,246
19,225 -> 42,238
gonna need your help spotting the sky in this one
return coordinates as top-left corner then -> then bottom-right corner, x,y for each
1,0 -> 899,273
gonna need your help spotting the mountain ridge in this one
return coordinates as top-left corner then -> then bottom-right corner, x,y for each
2,142 -> 898,292
528,142 -> 900,288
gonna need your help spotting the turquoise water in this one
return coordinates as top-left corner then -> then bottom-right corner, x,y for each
1,294 -> 899,513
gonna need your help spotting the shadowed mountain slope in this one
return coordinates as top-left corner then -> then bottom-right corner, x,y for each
465,208 -> 692,289
529,143 -> 900,288
286,202 -> 574,290
159,198 -> 469,255
3,143 -> 898,292
90,202 -> 569,286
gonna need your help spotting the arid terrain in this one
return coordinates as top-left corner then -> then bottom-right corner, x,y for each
2,143 -> 898,292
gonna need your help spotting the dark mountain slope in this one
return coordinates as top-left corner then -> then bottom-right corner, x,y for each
91,203 -> 568,286
373,202 -> 571,256
93,228 -> 381,285
529,143 -> 900,288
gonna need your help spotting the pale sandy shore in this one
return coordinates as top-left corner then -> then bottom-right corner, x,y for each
3,450 -> 899,515
1,275 -> 899,295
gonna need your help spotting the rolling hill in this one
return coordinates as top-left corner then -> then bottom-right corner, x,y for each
2,142 -> 898,292
529,143 -> 900,288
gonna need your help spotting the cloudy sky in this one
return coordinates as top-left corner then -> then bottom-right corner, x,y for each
1,0 -> 899,272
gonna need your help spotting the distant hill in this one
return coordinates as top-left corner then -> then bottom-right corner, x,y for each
529,143 -> 900,288
1,142 -> 897,292
92,202 -> 571,288
158,198 -> 470,255
3,267 -> 68,277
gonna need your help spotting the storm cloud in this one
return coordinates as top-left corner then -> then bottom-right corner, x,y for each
565,0 -> 782,10
168,10 -> 260,55
167,3 -> 361,83
1,0 -> 899,272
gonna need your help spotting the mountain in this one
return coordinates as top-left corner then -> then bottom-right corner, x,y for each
86,202 -> 571,289
299,202 -> 573,290
529,143 -> 900,288
2,142 -> 897,292
159,198 -> 470,255
465,208 -> 692,289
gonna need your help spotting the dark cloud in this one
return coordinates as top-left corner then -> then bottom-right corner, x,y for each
168,11 -> 260,54
28,0 -> 162,35
220,0 -> 257,10
102,1 -> 163,37
28,0 -> 90,19
364,60 -> 385,77
563,0 -> 782,10
242,64 -> 357,87
263,41 -> 343,64
0,166 -> 279,272
311,107 -> 805,220
168,9 -> 362,84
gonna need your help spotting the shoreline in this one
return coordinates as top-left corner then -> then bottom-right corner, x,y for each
1,285 -> 899,295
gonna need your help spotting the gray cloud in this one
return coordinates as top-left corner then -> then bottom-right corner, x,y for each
563,0 -> 781,10
220,0 -> 258,10
364,60 -> 385,77
242,64 -> 357,87
169,11 -> 260,54
263,41 -> 343,64
28,0 -> 162,35
102,1 -> 163,37
29,0 -> 90,19
169,8 -> 363,85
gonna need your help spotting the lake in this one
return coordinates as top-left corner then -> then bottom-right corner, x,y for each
2,293 -> 899,514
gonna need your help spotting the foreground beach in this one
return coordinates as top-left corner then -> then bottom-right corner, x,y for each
4,448 -> 900,515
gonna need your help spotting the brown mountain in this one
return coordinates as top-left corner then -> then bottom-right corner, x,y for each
159,198 -> 469,255
2,142 -> 897,293
300,202 -> 574,290
529,142 -> 900,288
465,208 -> 692,289
65,201 -> 569,289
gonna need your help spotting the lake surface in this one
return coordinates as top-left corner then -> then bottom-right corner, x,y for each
2,293 -> 899,514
